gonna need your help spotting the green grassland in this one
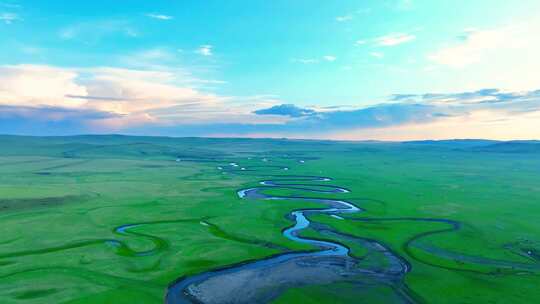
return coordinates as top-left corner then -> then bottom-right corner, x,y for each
0,135 -> 539,303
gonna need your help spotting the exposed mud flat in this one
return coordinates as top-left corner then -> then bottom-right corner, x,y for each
169,253 -> 411,304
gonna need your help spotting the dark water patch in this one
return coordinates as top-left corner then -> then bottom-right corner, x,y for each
521,248 -> 540,262
34,172 -> 51,175
36,159 -> 91,171
504,242 -> 540,263
139,164 -> 167,168
13,288 -> 59,300
0,195 -> 84,212
175,158 -> 226,163
346,147 -> 383,153
31,171 -> 121,178
0,158 -> 55,167
0,260 -> 16,267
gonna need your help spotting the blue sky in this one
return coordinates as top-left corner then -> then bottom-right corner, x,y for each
1,0 -> 540,139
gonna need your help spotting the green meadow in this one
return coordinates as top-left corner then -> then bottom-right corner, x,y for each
0,135 -> 539,303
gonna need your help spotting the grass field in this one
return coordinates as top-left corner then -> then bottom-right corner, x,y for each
0,135 -> 539,303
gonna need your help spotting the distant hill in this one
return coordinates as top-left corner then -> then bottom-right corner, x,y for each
1,135 -> 538,156
468,141 -> 540,153
402,139 -> 540,153
402,139 -> 499,149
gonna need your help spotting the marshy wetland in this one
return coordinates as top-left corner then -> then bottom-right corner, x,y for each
1,135 -> 539,303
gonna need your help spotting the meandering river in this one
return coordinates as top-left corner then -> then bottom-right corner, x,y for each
166,160 -> 414,303
166,156 -> 540,303
0,155 -> 538,303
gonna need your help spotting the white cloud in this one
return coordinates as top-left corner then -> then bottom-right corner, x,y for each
0,12 -> 19,24
427,16 -> 540,91
59,27 -> 76,39
20,46 -> 42,55
375,33 -> 416,46
429,25 -> 529,68
125,48 -> 176,63
336,15 -> 353,22
197,45 -> 213,56
356,8 -> 371,14
396,0 -> 413,10
370,52 -> 384,58
355,40 -> 366,46
118,48 -> 227,88
323,55 -> 337,62
429,30 -> 501,68
0,65 -> 215,117
423,65 -> 437,72
0,2 -> 21,8
293,58 -> 319,64
145,13 -> 173,20
81,68 -> 223,116
0,65 -> 87,108
59,20 -> 138,41
294,56 -> 336,64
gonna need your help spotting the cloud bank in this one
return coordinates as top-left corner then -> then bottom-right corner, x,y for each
0,64 -> 539,140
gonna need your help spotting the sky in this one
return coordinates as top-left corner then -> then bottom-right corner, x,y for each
1,0 -> 540,140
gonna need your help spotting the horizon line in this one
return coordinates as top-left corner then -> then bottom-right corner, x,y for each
1,133 -> 538,143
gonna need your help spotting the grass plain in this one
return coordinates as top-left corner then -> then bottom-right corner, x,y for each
0,135 -> 539,303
